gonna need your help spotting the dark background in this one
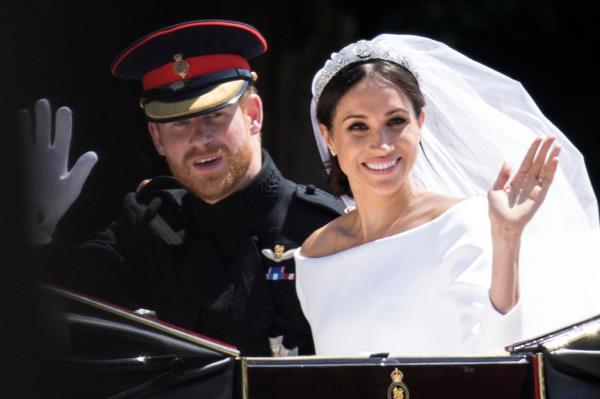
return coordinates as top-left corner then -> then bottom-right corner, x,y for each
1,1 -> 598,396
2,0 -> 599,244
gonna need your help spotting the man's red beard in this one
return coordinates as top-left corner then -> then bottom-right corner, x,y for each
167,141 -> 254,203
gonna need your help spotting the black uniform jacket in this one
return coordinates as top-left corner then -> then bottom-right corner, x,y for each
42,152 -> 343,356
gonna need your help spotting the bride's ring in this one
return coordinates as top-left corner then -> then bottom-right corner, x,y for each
536,176 -> 545,186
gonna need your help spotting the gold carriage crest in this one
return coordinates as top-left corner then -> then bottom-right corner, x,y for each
172,53 -> 189,79
387,368 -> 409,399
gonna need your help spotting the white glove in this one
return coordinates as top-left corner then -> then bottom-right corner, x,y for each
19,99 -> 98,244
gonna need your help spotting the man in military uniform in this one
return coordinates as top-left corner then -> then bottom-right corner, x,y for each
37,20 -> 343,356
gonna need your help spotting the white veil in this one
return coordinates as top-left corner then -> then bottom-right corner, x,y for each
310,34 -> 600,340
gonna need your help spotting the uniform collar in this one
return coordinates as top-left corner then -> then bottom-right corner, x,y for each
189,150 -> 285,233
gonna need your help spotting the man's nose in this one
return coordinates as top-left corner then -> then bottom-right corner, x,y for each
189,120 -> 214,144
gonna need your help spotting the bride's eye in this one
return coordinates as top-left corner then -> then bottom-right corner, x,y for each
348,122 -> 368,132
388,117 -> 407,127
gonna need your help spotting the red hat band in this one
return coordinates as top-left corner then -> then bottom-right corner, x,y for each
142,54 -> 250,91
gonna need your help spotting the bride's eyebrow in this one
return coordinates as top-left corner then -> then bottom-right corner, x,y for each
341,107 -> 410,122
386,107 -> 410,115
341,114 -> 367,122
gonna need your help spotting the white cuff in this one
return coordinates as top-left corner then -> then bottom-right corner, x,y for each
480,298 -> 523,353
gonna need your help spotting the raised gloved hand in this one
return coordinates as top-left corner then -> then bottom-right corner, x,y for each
19,99 -> 98,244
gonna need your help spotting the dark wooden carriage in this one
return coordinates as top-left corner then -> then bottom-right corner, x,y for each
41,286 -> 600,398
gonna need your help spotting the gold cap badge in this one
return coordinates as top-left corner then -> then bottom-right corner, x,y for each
172,53 -> 189,79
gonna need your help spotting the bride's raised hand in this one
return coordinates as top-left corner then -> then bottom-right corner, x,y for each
487,136 -> 560,236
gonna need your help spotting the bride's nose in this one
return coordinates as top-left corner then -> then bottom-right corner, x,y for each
369,129 -> 395,152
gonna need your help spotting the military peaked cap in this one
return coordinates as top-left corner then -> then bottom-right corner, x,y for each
111,20 -> 267,122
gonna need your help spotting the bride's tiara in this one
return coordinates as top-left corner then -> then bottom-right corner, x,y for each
313,39 -> 416,103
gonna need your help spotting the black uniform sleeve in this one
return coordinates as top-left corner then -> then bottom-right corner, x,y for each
38,192 -> 159,310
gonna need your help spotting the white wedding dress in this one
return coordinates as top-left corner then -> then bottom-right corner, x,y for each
295,197 -> 523,356
295,197 -> 600,356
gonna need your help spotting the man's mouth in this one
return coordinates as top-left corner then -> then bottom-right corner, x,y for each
192,155 -> 224,170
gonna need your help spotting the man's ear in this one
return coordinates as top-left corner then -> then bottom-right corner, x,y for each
148,122 -> 166,156
243,93 -> 263,135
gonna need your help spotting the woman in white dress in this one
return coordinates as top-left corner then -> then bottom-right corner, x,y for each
295,35 -> 600,356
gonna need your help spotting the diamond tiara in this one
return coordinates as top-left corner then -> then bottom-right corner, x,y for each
313,39 -> 415,102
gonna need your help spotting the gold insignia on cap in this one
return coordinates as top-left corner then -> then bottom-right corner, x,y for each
172,53 -> 189,79
387,368 -> 409,399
